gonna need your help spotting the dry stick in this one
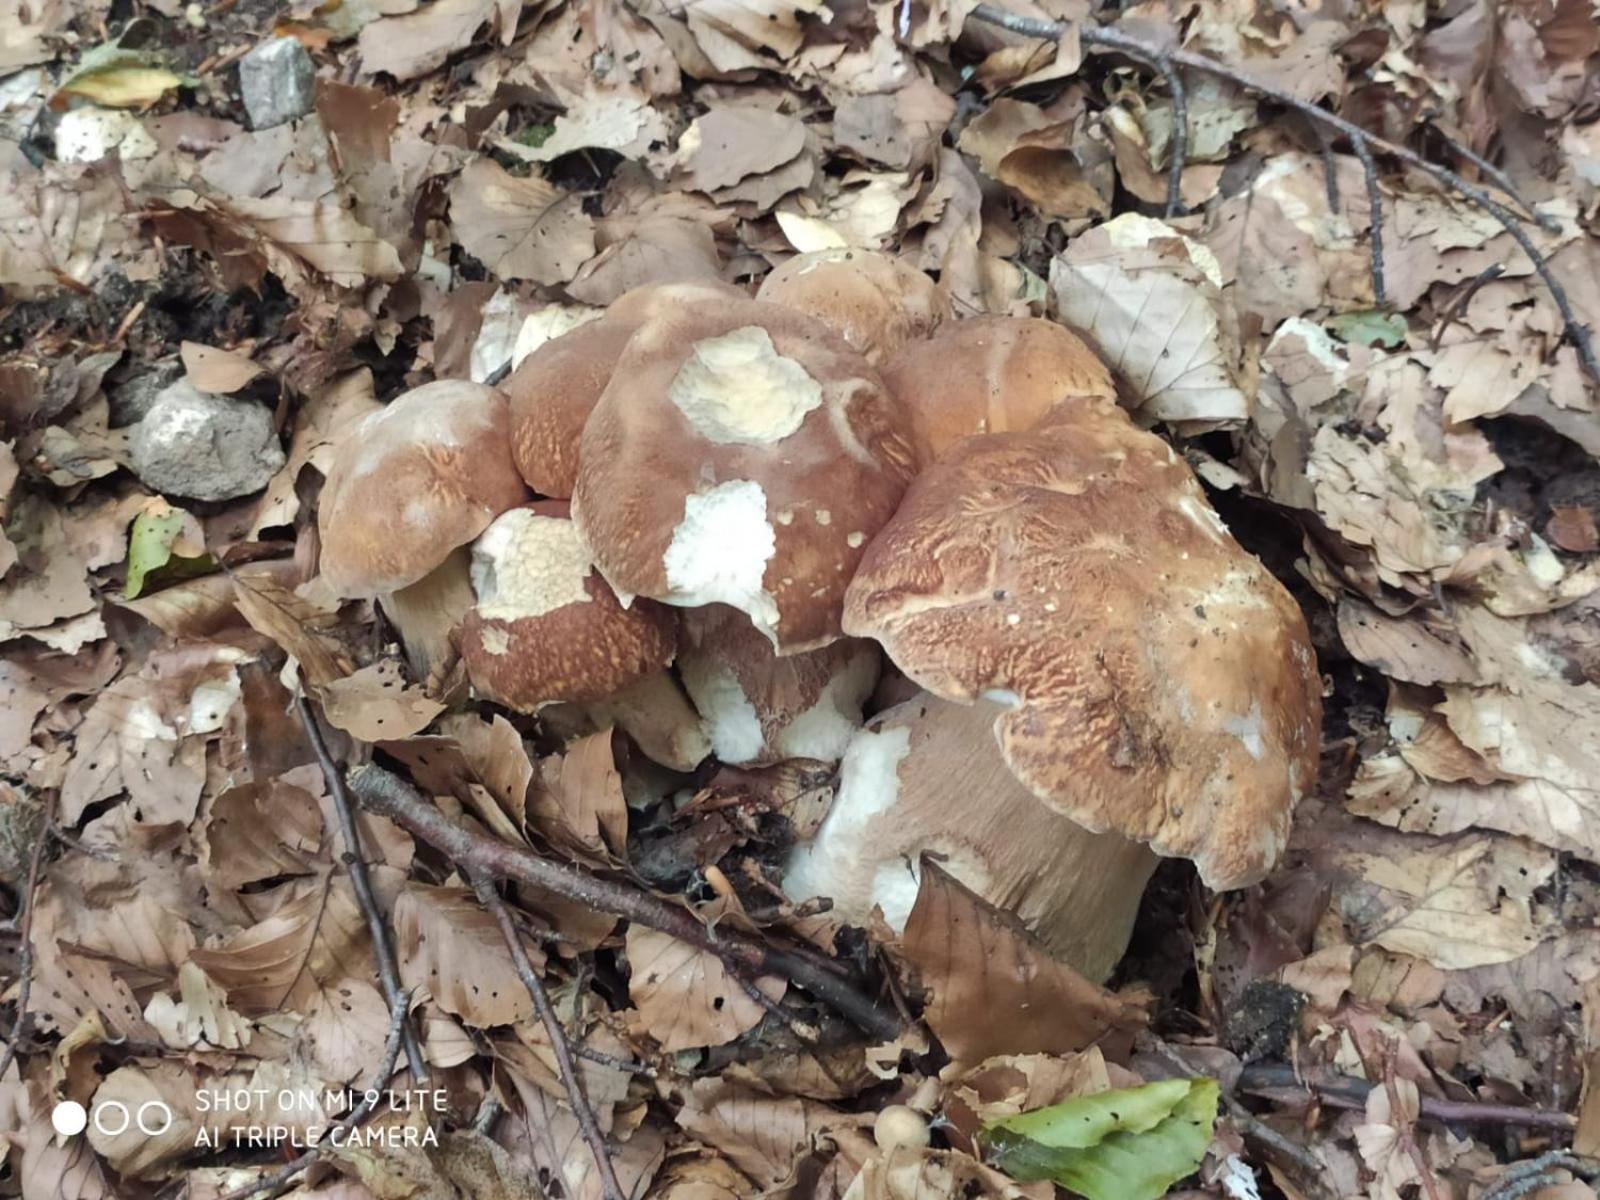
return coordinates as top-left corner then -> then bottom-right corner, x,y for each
216,989 -> 412,1200
346,764 -> 902,1042
1425,125 -> 1560,232
0,793 -> 55,1083
966,4 -> 1600,386
1347,133 -> 1387,307
294,694 -> 429,1083
468,868 -> 626,1200
1480,1153 -> 1600,1200
1236,1062 -> 1578,1131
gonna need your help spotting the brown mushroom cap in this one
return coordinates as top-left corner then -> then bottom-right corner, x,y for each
678,604 -> 880,765
783,693 -> 1158,981
882,315 -> 1117,464
572,299 -> 917,654
755,249 -> 951,365
460,503 -> 677,710
841,408 -> 1322,889
505,281 -> 747,498
318,380 -> 528,597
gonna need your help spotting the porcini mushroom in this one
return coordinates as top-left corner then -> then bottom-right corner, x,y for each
460,502 -> 677,708
318,379 -> 528,674
460,501 -> 705,770
571,299 -> 917,654
755,249 -> 951,365
677,604 -> 879,765
842,407 -> 1322,900
784,693 -> 1158,982
881,315 -> 1116,464
505,280 -> 746,498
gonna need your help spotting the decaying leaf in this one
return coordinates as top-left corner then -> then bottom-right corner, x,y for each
450,158 -> 596,285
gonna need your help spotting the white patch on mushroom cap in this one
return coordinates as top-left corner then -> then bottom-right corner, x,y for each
1176,493 -> 1229,541
663,480 -> 779,636
772,646 -> 879,763
679,652 -> 766,764
471,509 -> 593,621
669,326 -> 823,445
783,724 -> 911,912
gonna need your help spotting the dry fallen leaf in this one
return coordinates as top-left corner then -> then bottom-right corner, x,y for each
625,926 -> 784,1051
449,158 -> 597,285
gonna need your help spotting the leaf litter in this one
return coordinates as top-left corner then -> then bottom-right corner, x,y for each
1,0 -> 1599,1198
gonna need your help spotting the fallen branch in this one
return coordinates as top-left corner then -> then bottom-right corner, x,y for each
216,988 -> 412,1200
1480,1153 -> 1600,1200
967,3 -> 1600,386
0,792 -> 54,1083
346,763 -> 902,1042
1236,1062 -> 1578,1131
468,868 -> 625,1200
296,692 -> 429,1082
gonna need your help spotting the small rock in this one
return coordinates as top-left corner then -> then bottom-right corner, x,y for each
109,361 -> 184,427
128,380 -> 285,502
238,37 -> 315,131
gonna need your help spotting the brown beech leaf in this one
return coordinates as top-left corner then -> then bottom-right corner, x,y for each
449,158 -> 596,286
530,729 -> 628,863
625,926 -> 783,1051
357,0 -> 520,82
673,1077 -> 844,1188
900,861 -> 1148,1068
180,341 -> 262,393
678,106 -> 806,192
232,573 -> 353,687
318,660 -> 444,741
201,772 -> 323,890
394,882 -> 541,1027
504,1071 -> 668,1200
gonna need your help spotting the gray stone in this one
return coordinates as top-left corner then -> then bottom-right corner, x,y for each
128,381 -> 285,502
238,37 -> 315,131
108,361 -> 184,427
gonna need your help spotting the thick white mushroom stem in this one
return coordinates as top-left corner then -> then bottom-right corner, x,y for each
582,669 -> 711,773
784,694 -> 1158,983
378,547 -> 476,680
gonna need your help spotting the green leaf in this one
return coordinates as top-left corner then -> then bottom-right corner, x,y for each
981,1077 -> 1220,1200
125,501 -> 215,600
1324,310 -> 1407,348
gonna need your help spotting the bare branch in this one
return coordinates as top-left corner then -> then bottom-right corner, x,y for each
295,691 -> 429,1082
468,868 -> 626,1200
346,763 -> 902,1041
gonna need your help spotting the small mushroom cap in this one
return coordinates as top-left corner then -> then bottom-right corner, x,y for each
756,249 -> 951,364
881,315 -> 1117,464
460,503 -> 677,710
572,299 -> 918,654
678,603 -> 880,766
318,380 -> 528,597
841,412 -> 1322,890
506,281 -> 747,498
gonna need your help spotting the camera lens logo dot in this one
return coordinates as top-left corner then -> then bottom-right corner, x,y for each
51,1101 -> 87,1137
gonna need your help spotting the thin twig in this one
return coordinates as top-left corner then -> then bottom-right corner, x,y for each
294,692 -> 428,1082
1426,125 -> 1560,232
1347,133 -> 1387,307
966,3 -> 1600,386
0,794 -> 54,1082
216,988 -> 412,1200
468,868 -> 625,1200
1480,1153 -> 1600,1200
1155,57 -> 1187,219
1236,1062 -> 1578,1131
1379,1041 -> 1440,1200
347,764 -> 901,1041
1223,1096 -> 1333,1200
574,1044 -> 654,1075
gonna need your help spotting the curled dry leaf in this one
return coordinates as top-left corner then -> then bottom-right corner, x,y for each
1051,213 -> 1250,423
394,882 -> 540,1027
449,158 -> 597,286
180,341 -> 263,393
529,729 -> 628,863
318,660 -> 445,741
900,862 -> 1148,1069
202,773 -> 323,890
674,1077 -> 849,1188
625,926 -> 784,1051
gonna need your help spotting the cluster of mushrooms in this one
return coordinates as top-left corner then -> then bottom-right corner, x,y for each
317,250 -> 1323,983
